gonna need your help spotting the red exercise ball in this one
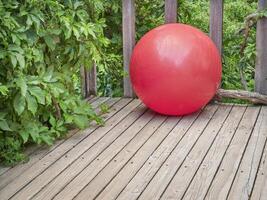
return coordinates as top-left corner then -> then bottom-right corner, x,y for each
130,23 -> 222,116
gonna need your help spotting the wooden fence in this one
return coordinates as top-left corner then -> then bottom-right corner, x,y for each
82,0 -> 267,99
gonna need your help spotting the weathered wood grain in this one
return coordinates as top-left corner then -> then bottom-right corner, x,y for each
0,97 -> 106,190
0,98 -> 133,200
96,111 -> 200,200
165,0 -> 178,23
210,0 -> 223,54
32,105 -> 150,200
255,0 -> 267,95
216,89 -> 267,105
228,106 -> 267,200
80,66 -> 87,98
248,108 -> 267,200
76,116 -> 181,200
87,64 -> 97,96
205,106 -> 261,200
55,114 -> 166,200
123,0 -> 136,97
117,105 -> 218,200
182,106 -> 247,200
158,105 -> 232,200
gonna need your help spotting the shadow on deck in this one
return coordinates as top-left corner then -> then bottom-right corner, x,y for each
0,97 -> 267,200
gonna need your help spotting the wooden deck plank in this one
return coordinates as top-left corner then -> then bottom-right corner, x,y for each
155,105 -> 232,200
75,116 -> 182,200
249,107 -> 267,200
141,105 -> 232,200
53,115 -> 167,200
32,105 -> 150,200
9,99 -> 141,200
0,96 -> 99,177
0,98 -> 134,200
0,100 -> 266,200
204,106 -> 261,200
181,106 -> 247,200
96,110 -> 201,200
0,97 -> 110,190
116,104 -> 219,200
90,97 -> 109,108
228,106 -> 267,200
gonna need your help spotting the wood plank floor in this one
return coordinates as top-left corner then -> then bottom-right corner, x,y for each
0,98 -> 267,200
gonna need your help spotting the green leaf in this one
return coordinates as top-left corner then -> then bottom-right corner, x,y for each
16,54 -> 25,69
19,131 -> 29,143
0,85 -> 8,95
73,114 -> 88,129
29,131 -> 39,143
44,35 -> 56,50
43,67 -> 55,82
0,120 -> 12,131
13,93 -> 26,115
40,134 -> 54,146
72,27 -> 80,39
28,86 -> 45,105
16,77 -> 27,97
9,54 -> 17,67
49,115 -> 56,127
8,45 -> 24,54
0,112 -> 7,120
26,93 -> 38,114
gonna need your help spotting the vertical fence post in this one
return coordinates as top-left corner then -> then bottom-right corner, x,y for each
209,0 -> 223,54
87,64 -> 97,96
81,65 -> 97,98
255,0 -> 267,95
165,0 -> 178,23
80,67 -> 87,98
123,0 -> 136,97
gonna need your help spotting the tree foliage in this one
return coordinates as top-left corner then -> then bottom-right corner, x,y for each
0,0 -> 107,165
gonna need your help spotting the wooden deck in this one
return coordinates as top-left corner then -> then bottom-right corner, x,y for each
0,97 -> 267,200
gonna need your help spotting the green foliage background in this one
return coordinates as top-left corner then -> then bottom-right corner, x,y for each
100,0 -> 258,96
0,0 -> 259,165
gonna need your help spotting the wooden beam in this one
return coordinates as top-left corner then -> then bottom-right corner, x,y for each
123,0 -> 136,97
87,64 -> 97,96
255,0 -> 267,95
210,0 -> 223,54
216,89 -> 267,105
165,0 -> 178,23
80,66 -> 86,98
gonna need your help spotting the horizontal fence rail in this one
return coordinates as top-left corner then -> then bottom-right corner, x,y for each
82,0 -> 267,97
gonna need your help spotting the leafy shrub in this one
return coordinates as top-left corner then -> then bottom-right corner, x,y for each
0,0 -> 107,165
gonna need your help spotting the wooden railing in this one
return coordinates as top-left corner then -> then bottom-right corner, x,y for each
82,0 -> 267,100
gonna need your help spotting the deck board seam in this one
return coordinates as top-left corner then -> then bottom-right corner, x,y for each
93,115 -> 184,199
157,105 -> 221,200
203,106 -> 249,199
179,105 -> 235,199
111,105 -> 208,200
12,98 -> 135,199
72,114 -> 167,200
33,106 -> 150,200
249,109 -> 267,199
226,106 -> 263,200
3,98 -> 132,198
0,97 -> 112,190
202,106 -> 252,199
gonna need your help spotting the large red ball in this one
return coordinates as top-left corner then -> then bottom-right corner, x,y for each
130,24 -> 222,116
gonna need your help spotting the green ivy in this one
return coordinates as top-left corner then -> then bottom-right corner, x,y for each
0,0 -> 106,165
